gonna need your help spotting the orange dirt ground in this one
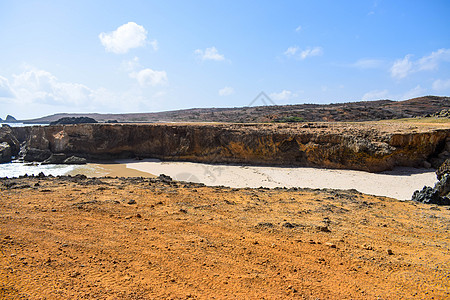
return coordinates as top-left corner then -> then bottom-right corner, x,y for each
0,175 -> 449,299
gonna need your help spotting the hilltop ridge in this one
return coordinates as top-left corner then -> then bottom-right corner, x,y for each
21,96 -> 450,124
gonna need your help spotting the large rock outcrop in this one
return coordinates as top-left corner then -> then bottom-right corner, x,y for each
0,125 -> 20,163
8,123 -> 450,172
412,159 -> 450,205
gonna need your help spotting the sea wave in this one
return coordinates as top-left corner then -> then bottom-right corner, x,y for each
0,162 -> 76,178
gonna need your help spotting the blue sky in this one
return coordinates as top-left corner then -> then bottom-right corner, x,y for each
0,0 -> 449,119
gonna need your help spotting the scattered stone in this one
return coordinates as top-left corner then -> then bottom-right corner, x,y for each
325,242 -> 337,248
317,225 -> 331,232
256,222 -> 274,228
282,222 -> 297,228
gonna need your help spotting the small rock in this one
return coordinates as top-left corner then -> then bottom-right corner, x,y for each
127,199 -> 136,205
282,222 -> 297,228
387,249 -> 394,255
325,242 -> 337,248
317,225 -> 331,232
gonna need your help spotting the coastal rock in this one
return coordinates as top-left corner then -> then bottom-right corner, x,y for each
0,142 -> 12,163
5,115 -> 17,122
23,148 -> 52,162
412,174 -> 450,205
0,125 -> 20,157
412,186 -> 441,204
42,153 -> 67,164
436,158 -> 450,180
63,156 -> 87,164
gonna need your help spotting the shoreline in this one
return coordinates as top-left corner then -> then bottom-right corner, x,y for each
0,159 -> 437,200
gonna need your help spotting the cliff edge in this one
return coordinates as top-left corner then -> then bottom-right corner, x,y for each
7,121 -> 450,172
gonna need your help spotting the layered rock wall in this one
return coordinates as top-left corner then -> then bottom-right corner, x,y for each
9,123 -> 450,172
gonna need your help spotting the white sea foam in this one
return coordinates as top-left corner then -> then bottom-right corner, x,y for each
0,162 -> 77,178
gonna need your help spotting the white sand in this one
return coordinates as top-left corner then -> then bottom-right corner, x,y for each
120,159 -> 436,200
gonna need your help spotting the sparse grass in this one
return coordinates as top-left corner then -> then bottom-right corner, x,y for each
386,117 -> 450,124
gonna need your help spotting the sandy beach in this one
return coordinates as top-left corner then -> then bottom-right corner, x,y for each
97,159 -> 437,201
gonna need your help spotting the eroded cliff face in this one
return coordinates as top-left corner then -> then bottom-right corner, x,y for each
9,122 -> 450,172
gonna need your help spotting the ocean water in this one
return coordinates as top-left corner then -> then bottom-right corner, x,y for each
0,162 -> 77,178
1,122 -> 43,127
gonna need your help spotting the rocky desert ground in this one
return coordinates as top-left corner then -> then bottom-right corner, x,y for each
1,175 -> 449,299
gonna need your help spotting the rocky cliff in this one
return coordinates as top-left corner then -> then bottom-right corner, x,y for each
7,122 -> 450,172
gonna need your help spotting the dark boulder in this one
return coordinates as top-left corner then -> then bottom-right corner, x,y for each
412,186 -> 442,204
50,117 -> 98,125
0,142 -> 12,163
42,153 -> 67,164
157,174 -> 172,183
412,174 -> 450,205
63,156 -> 87,164
23,148 -> 52,162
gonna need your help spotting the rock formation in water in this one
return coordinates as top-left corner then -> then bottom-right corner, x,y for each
5,122 -> 449,172
5,115 -> 17,123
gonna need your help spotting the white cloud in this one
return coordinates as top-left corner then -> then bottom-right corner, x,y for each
295,25 -> 302,32
402,85 -> 426,100
362,89 -> 390,101
432,79 -> 450,91
418,48 -> 450,71
194,47 -> 225,61
0,68 -> 170,118
130,68 -> 168,87
390,48 -> 450,79
218,86 -> 234,96
284,46 -> 298,57
270,90 -> 296,101
300,47 -> 323,59
390,55 -> 413,79
284,46 -> 323,60
11,69 -> 93,106
0,76 -> 14,98
99,22 -> 149,54
352,59 -> 384,69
